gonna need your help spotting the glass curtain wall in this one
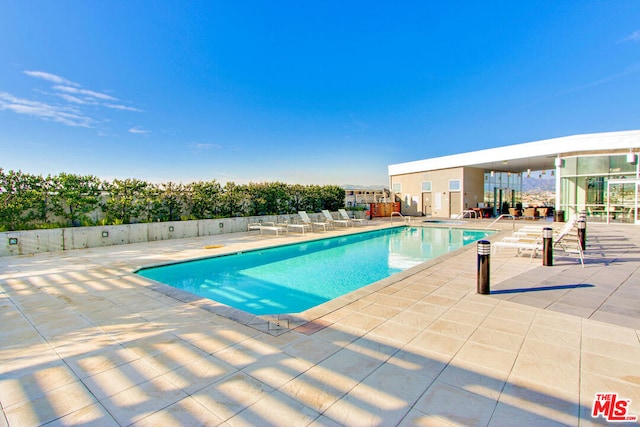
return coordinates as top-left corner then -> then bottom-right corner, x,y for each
483,172 -> 522,217
559,154 -> 639,223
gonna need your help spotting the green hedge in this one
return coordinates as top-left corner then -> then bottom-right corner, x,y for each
0,169 -> 345,231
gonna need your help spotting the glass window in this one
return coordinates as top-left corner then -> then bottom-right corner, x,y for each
577,156 -> 609,175
609,155 -> 637,174
586,177 -> 606,205
421,181 -> 432,192
561,157 -> 577,176
449,180 -> 461,191
392,183 -> 401,192
560,177 -> 578,207
609,182 -> 636,208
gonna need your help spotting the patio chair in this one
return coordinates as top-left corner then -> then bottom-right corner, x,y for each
553,215 -> 585,267
511,214 -> 578,238
554,233 -> 585,267
298,211 -> 328,232
338,209 -> 366,226
247,221 -> 287,236
321,210 -> 350,228
493,213 -> 582,261
522,207 -> 539,219
283,221 -> 311,234
492,238 -> 542,258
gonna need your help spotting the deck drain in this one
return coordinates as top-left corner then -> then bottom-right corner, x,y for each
268,319 -> 289,330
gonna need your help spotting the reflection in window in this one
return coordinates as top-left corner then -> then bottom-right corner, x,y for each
577,156 -> 608,175
609,155 -> 637,174
586,177 -> 605,205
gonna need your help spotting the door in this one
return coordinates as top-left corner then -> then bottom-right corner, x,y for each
449,192 -> 461,217
607,179 -> 640,224
422,192 -> 432,217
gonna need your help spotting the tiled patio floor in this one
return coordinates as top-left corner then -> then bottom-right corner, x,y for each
1,220 -> 639,426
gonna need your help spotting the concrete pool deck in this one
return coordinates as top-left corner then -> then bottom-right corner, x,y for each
1,220 -> 639,426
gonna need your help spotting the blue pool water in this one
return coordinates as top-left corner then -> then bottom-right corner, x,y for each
136,227 -> 493,315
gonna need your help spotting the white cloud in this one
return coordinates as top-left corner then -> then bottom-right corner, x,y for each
106,104 -> 143,112
23,70 -> 79,86
129,126 -> 150,134
619,30 -> 640,44
52,85 -> 117,101
55,93 -> 90,104
0,91 -> 94,127
190,142 -> 223,150
0,69 -> 142,130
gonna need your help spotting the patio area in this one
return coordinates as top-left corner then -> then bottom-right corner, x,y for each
1,220 -> 639,426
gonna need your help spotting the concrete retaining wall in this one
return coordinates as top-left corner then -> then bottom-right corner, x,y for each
0,212 -> 346,256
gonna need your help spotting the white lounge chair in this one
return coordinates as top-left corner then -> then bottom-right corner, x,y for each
321,210 -> 350,228
298,211 -> 328,232
492,239 -> 542,258
493,214 -> 582,260
512,214 -> 578,238
553,215 -> 579,242
338,209 -> 366,226
553,215 -> 585,267
277,217 -> 311,234
247,221 -> 286,236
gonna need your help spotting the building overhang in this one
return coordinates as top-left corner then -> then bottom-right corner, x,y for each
388,130 -> 640,176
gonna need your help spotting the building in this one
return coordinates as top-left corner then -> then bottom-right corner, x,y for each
343,187 -> 392,208
388,130 -> 640,224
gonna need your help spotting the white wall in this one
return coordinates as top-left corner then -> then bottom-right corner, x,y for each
0,212 -> 354,256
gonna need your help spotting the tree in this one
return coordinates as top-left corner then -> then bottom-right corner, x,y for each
28,174 -> 55,224
187,180 -> 222,219
304,185 -> 324,212
103,178 -> 150,224
0,169 -> 37,230
142,184 -> 163,222
0,166 -> 350,229
220,182 -> 248,217
288,184 -> 307,213
156,182 -> 184,221
51,173 -> 103,226
321,185 -> 346,211
246,181 -> 291,216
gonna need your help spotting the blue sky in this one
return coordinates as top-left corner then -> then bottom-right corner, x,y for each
1,1 -> 639,186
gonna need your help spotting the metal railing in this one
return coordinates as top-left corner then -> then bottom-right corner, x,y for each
485,214 -> 516,231
390,211 -> 411,225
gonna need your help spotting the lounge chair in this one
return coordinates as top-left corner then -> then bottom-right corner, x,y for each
493,214 -> 582,260
298,211 -> 328,232
277,217 -> 311,234
338,209 -> 366,226
552,215 -> 585,267
554,232 -> 585,267
492,237 -> 542,258
512,214 -> 578,238
247,221 -> 287,236
321,210 -> 350,228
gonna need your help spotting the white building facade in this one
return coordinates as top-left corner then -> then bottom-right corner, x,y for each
388,130 -> 640,224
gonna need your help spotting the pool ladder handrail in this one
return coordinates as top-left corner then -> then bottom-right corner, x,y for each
485,214 -> 516,231
390,211 -> 411,225
456,210 -> 479,219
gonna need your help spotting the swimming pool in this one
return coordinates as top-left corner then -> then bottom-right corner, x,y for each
136,226 -> 493,315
